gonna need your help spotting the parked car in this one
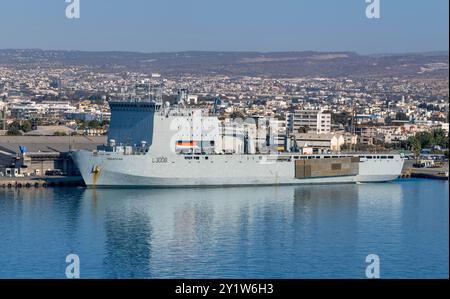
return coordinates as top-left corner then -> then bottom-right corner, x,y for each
45,169 -> 65,176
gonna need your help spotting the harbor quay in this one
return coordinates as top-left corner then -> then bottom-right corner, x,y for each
0,135 -> 447,189
0,176 -> 84,188
0,136 -> 105,180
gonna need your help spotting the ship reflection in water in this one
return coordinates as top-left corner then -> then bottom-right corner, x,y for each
0,180 -> 448,278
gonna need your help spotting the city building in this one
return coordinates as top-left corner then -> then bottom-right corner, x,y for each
293,132 -> 345,153
288,110 -> 331,134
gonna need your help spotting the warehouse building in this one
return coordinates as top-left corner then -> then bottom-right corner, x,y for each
0,136 -> 106,177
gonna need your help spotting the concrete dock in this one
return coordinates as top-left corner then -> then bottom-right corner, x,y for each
401,161 -> 449,180
0,176 -> 85,188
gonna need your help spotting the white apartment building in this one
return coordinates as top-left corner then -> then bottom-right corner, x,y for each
287,109 -> 331,134
8,100 -> 76,119
8,100 -> 45,119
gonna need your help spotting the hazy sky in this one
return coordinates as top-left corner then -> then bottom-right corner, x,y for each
0,0 -> 448,54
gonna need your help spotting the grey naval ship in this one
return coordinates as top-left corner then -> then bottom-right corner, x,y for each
72,98 -> 404,188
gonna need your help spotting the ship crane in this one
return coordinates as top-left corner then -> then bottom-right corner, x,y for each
212,96 -> 221,114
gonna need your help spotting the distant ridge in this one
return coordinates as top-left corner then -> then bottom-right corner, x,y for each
0,49 -> 448,78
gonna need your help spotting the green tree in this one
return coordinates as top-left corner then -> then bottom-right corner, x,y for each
8,120 -> 21,131
395,112 -> 409,121
384,116 -> 393,126
412,137 -> 422,163
229,111 -> 245,120
53,131 -> 67,136
7,120 -> 32,133
354,143 -> 369,151
413,129 -> 449,150
297,126 -> 310,133
87,120 -> 101,129
6,128 -> 22,136
415,131 -> 433,149
432,129 -> 449,149
332,112 -> 352,126
20,120 -> 32,133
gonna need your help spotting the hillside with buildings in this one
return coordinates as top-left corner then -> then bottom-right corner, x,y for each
0,49 -> 448,178
0,49 -> 448,78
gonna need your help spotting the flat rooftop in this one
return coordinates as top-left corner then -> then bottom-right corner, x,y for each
0,136 -> 107,154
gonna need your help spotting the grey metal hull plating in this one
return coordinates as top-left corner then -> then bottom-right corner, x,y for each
72,151 -> 404,188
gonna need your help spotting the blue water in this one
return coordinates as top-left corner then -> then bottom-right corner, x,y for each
0,179 -> 448,278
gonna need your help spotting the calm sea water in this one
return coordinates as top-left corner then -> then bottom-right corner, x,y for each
0,179 -> 448,278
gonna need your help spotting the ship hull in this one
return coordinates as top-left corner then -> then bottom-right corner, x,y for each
72,151 -> 404,188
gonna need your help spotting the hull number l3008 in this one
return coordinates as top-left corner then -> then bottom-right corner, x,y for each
152,157 -> 168,163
